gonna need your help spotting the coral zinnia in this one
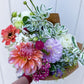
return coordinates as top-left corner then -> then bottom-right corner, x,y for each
43,38 -> 63,63
8,42 -> 43,75
1,25 -> 20,45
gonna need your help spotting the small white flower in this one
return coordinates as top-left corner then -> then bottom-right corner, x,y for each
15,33 -> 29,45
12,17 -> 22,22
21,11 -> 30,18
60,34 -> 73,48
30,34 -> 36,38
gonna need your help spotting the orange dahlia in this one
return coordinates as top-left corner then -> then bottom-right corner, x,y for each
1,25 -> 20,45
8,42 -> 43,75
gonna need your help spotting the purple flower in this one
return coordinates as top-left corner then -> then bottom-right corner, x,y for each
43,38 -> 63,63
55,69 -> 63,78
50,69 -> 63,78
33,59 -> 51,81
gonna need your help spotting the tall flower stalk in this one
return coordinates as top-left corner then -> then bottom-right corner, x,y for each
30,0 -> 37,11
23,1 -> 34,14
23,0 -> 37,14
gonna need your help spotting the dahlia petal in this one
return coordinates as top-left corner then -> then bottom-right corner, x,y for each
31,66 -> 37,74
14,57 -> 23,68
8,57 -> 17,64
8,57 -> 15,64
29,60 -> 35,69
15,63 -> 19,68
10,50 -> 19,55
20,43 -> 25,47
15,46 -> 20,51
35,52 -> 43,59
14,58 -> 20,64
10,54 -> 19,57
19,58 -> 27,68
24,62 -> 31,75
33,56 -> 42,69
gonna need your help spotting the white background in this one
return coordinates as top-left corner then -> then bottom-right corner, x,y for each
0,0 -> 84,84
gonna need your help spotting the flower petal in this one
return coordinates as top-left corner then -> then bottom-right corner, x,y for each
15,29 -> 20,34
33,56 -> 42,69
8,57 -> 17,64
19,58 -> 27,68
12,38 -> 16,42
5,40 -> 10,45
15,45 -> 20,51
35,51 -> 43,59
10,50 -> 19,55
29,60 -> 35,69
23,62 -> 31,75
31,66 -> 37,74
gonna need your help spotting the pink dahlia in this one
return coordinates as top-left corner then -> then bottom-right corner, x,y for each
35,41 -> 44,50
8,42 -> 43,75
33,59 -> 51,81
1,25 -> 20,45
43,38 -> 63,63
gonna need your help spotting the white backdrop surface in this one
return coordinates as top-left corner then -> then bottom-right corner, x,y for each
0,0 -> 84,84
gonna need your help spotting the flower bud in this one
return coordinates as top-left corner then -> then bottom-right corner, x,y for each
14,20 -> 23,28
30,12 -> 35,15
39,36 -> 42,39
33,37 -> 38,41
12,12 -> 17,17
23,1 -> 27,5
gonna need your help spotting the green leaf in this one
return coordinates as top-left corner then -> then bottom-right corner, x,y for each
43,13 -> 48,17
18,13 -> 21,17
72,36 -> 78,47
22,16 -> 30,25
41,49 -> 50,55
41,38 -> 48,43
31,16 -> 37,19
48,29 -> 51,33
46,8 -> 52,11
49,64 -> 56,71
36,6 -> 40,13
40,4 -> 42,11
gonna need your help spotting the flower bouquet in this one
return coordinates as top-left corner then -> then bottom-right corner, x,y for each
1,0 -> 84,81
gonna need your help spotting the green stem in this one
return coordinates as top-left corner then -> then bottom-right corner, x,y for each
30,0 -> 36,11
25,4 -> 34,13
41,49 -> 50,55
11,17 -> 13,23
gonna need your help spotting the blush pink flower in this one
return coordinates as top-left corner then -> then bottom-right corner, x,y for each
8,42 -> 43,75
1,25 -> 20,45
35,41 -> 44,50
